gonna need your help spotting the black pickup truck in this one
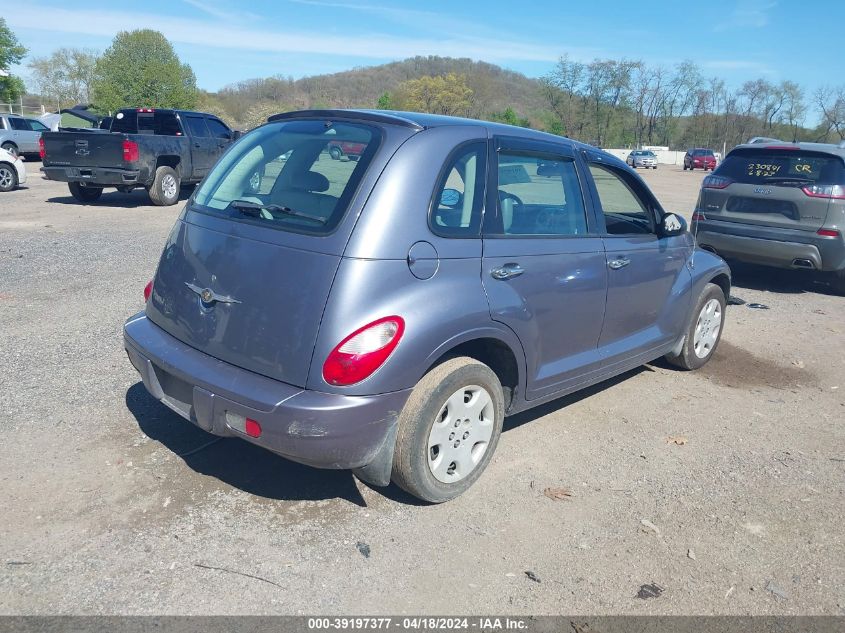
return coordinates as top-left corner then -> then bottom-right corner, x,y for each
41,108 -> 238,205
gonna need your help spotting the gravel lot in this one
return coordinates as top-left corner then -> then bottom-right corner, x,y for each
0,165 -> 843,615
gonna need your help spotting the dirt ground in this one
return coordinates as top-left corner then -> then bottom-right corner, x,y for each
0,165 -> 843,615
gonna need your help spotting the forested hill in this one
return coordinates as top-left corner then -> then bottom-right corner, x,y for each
212,56 -> 549,128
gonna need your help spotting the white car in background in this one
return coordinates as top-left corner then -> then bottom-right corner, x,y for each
0,146 -> 27,192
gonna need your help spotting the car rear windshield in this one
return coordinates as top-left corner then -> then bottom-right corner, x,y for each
192,119 -> 379,235
715,148 -> 845,185
110,110 -> 183,135
693,149 -> 714,156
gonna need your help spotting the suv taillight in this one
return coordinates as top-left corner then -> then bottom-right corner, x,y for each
702,175 -> 732,189
323,316 -> 405,386
123,140 -> 139,162
802,184 -> 845,200
39,137 -> 45,160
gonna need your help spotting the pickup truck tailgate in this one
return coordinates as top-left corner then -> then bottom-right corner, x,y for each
42,131 -> 127,169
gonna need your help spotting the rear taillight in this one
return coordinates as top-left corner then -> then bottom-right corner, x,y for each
691,212 -> 706,222
802,184 -> 845,200
39,138 -> 45,160
143,279 -> 153,302
323,316 -> 405,386
702,175 -> 732,189
817,228 -> 841,238
123,140 -> 139,162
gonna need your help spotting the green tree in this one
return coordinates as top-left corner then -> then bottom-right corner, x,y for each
0,17 -> 28,103
29,48 -> 98,108
91,30 -> 197,112
489,107 -> 530,127
376,91 -> 392,109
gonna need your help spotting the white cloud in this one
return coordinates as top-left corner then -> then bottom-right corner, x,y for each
715,0 -> 778,31
7,4 -> 561,64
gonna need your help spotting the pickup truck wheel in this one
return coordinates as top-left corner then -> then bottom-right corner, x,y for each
0,163 -> 18,192
149,166 -> 180,206
665,282 -> 726,370
68,182 -> 103,203
392,357 -> 504,503
329,146 -> 343,160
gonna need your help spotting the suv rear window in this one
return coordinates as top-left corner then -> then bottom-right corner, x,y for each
192,119 -> 379,235
716,148 -> 845,185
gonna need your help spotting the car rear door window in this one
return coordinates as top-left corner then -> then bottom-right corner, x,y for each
430,142 -> 486,237
9,117 -> 29,131
185,116 -> 210,137
493,151 -> 588,236
206,118 -> 231,139
589,163 -> 657,235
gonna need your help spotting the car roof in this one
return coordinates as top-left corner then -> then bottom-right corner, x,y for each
269,108 -> 623,163
729,141 -> 845,160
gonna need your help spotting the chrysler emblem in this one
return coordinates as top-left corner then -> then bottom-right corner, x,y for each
185,282 -> 241,305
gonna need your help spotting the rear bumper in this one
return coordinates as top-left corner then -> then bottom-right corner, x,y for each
123,312 -> 411,470
694,221 -> 845,271
41,165 -> 142,186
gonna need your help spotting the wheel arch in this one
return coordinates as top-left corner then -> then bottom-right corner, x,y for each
156,155 -> 182,173
420,327 -> 527,412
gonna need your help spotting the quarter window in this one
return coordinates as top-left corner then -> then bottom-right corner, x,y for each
589,163 -> 656,235
430,143 -> 486,237
494,151 -> 588,236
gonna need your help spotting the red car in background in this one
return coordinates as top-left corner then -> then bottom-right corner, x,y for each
684,148 -> 717,171
328,140 -> 365,160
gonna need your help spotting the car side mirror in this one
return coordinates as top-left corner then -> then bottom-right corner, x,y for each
661,213 -> 687,237
440,188 -> 462,208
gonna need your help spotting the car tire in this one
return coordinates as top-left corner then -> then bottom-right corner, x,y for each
1,142 -> 17,157
665,282 -> 726,370
149,166 -> 181,206
68,182 -> 103,203
329,146 -> 343,160
392,356 -> 505,503
0,162 -> 18,192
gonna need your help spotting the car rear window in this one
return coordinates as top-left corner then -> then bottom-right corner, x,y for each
192,119 -> 380,235
693,149 -> 714,156
715,148 -> 845,185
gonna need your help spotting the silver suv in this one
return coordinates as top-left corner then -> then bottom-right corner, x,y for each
0,113 -> 47,156
693,141 -> 845,293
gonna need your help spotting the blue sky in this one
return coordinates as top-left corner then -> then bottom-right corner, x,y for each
6,0 -> 844,116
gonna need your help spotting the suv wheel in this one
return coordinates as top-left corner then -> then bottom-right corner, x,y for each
392,357 -> 504,503
0,163 -> 18,192
68,182 -> 103,203
1,142 -> 18,157
329,146 -> 343,160
665,282 -> 726,370
149,166 -> 181,206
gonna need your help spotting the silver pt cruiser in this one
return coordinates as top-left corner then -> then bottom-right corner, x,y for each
124,109 -> 731,502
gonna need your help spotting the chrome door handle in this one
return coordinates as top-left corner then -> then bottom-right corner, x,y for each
608,257 -> 631,270
490,263 -> 525,280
